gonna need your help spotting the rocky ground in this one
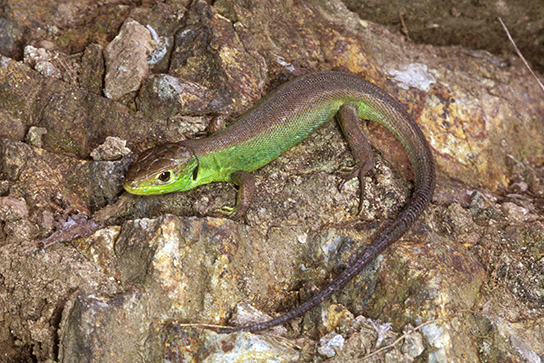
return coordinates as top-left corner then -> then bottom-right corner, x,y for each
1,0 -> 544,362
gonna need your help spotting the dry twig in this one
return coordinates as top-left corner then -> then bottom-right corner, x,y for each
498,17 -> 544,94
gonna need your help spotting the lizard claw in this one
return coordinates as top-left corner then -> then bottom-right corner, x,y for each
215,205 -> 236,217
337,160 -> 375,215
338,165 -> 359,192
213,204 -> 247,220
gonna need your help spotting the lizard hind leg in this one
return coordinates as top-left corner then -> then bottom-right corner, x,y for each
336,103 -> 376,215
216,170 -> 256,220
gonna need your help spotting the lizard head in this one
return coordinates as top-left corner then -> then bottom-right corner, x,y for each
123,143 -> 199,195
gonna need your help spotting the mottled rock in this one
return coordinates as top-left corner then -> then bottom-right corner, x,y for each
328,316 -> 420,362
64,215 -> 299,361
0,108 -> 24,141
146,325 -> 300,362
317,332 -> 345,358
80,43 -> 105,94
138,74 -> 228,121
0,16 -> 23,59
60,290 -> 151,363
103,19 -> 154,100
340,231 -> 487,362
0,196 -> 28,221
401,324 -> 425,358
23,45 -> 62,79
90,136 -> 131,161
501,201 -> 530,222
25,126 -> 47,148
0,234 -> 121,361
0,139 -> 88,213
0,53 -> 156,157
0,139 -> 128,213
0,196 -> 32,245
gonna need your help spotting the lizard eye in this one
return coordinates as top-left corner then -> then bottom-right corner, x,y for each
158,171 -> 171,183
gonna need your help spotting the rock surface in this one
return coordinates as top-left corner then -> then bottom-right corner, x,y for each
0,0 -> 543,362
103,19 -> 154,101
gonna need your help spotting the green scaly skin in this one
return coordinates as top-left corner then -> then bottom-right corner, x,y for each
124,71 -> 436,333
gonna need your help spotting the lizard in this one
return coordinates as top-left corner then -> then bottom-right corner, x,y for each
123,70 -> 436,333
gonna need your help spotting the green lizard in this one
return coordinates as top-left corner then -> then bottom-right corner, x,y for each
124,71 -> 436,333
